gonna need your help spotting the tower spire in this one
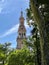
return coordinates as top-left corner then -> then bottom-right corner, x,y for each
16,11 -> 26,49
19,10 -> 24,25
21,8 -> 23,17
21,11 -> 23,17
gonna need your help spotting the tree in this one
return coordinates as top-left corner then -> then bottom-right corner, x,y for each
8,48 -> 35,65
24,24 -> 41,65
0,44 -> 6,65
0,43 -> 11,65
26,0 -> 49,65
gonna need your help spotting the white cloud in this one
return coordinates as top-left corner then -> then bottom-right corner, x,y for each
2,0 -> 4,2
0,0 -> 29,14
0,24 -> 19,38
0,7 -> 3,13
25,20 -> 29,28
0,0 -> 7,13
0,21 -> 29,38
26,33 -> 31,36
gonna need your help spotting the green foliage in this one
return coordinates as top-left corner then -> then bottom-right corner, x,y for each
0,43 -> 11,65
24,30 -> 41,65
8,48 -> 34,65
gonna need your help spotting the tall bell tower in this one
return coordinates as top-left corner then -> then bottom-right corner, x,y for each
17,11 -> 26,49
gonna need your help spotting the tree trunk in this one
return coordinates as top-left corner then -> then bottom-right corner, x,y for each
36,32 -> 41,65
3,60 -> 4,65
30,0 -> 48,65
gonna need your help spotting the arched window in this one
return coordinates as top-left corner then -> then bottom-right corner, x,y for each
24,33 -> 25,36
19,33 -> 21,38
19,33 -> 21,35
22,33 -> 23,38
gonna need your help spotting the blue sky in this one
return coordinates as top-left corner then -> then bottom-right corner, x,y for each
0,0 -> 32,48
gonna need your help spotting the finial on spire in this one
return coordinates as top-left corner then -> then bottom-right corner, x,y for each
19,8 -> 24,20
21,11 -> 23,17
21,8 -> 23,17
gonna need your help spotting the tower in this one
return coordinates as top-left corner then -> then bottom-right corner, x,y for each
17,11 -> 26,49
